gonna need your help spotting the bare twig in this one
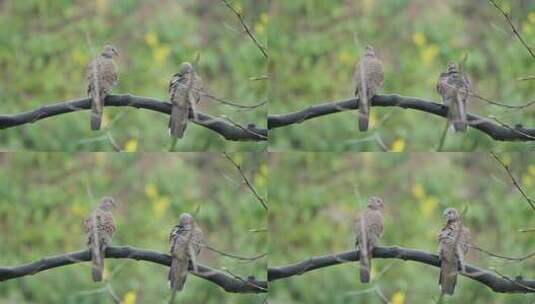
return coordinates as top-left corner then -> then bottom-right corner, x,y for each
200,91 -> 267,109
491,152 -> 535,211
488,0 -> 535,59
203,243 -> 267,262
220,0 -> 268,59
518,75 -> 535,81
471,93 -> 535,109
223,152 -> 268,210
464,241 -> 535,261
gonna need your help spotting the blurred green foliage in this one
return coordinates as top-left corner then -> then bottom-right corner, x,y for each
269,152 -> 535,303
269,0 -> 535,151
0,0 -> 267,151
0,152 -> 267,303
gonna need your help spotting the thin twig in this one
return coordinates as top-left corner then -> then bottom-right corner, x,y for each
436,122 -> 449,151
203,243 -> 267,262
200,91 -> 267,109
518,75 -> 535,81
471,93 -> 535,109
491,152 -> 535,211
488,0 -> 535,59
220,0 -> 268,59
223,152 -> 268,210
465,241 -> 535,261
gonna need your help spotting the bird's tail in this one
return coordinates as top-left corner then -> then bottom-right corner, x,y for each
169,257 -> 188,292
359,242 -> 371,283
90,94 -> 103,131
439,263 -> 457,295
91,242 -> 103,282
449,95 -> 466,132
169,105 -> 188,138
358,72 -> 369,132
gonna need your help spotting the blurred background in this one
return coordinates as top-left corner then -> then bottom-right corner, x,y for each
0,152 -> 267,303
269,152 -> 535,303
268,0 -> 535,151
0,0 -> 268,151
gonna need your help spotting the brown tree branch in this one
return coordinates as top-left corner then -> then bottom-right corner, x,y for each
267,246 -> 535,293
0,246 -> 266,294
268,95 -> 535,141
0,94 -> 267,142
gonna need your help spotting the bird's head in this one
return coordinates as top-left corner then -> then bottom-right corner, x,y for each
178,213 -> 194,226
367,196 -> 385,210
102,44 -> 119,58
443,207 -> 460,222
364,45 -> 376,56
99,196 -> 117,211
447,61 -> 458,74
179,62 -> 194,75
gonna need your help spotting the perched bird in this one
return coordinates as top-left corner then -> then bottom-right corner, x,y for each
436,62 -> 471,132
168,62 -> 204,138
169,213 -> 204,297
438,208 -> 471,295
354,196 -> 385,283
354,46 -> 384,131
86,45 -> 119,131
84,197 -> 117,281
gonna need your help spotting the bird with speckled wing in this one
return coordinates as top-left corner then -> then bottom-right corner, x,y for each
83,197 -> 117,281
86,45 -> 119,131
354,196 -> 385,283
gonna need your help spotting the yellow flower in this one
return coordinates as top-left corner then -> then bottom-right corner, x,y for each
71,49 -> 88,67
528,165 -> 535,176
96,0 -> 108,14
421,196 -> 439,217
233,1 -> 243,15
502,154 -> 512,166
523,23 -> 533,35
337,50 -> 353,65
101,112 -> 110,129
523,175 -> 533,188
411,184 -> 426,200
391,139 -> 405,152
102,266 -> 110,280
412,32 -> 426,47
70,202 -> 87,217
369,112 -> 377,129
145,184 -> 159,200
421,44 -> 439,66
529,12 -> 535,24
144,32 -> 159,48
124,139 -> 138,152
122,291 -> 137,304
260,12 -> 268,24
153,196 -> 171,219
153,44 -> 171,66
255,164 -> 268,188
391,291 -> 406,304
255,22 -> 266,36
363,0 -> 375,13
